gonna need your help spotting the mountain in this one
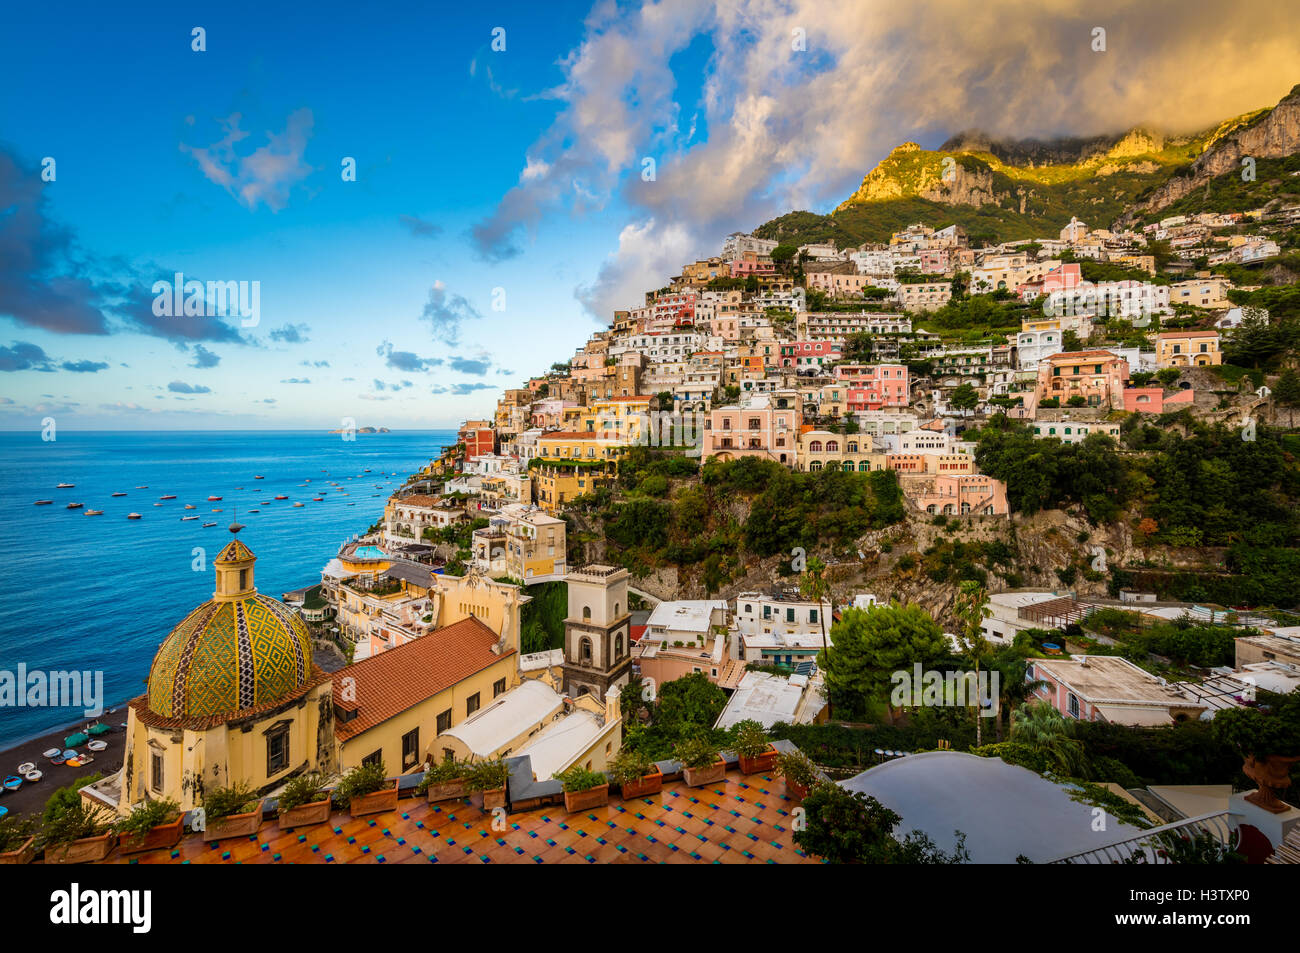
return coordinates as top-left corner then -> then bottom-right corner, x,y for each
754,84 -> 1300,248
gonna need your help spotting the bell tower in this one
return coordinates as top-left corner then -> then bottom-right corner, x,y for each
562,565 -> 633,698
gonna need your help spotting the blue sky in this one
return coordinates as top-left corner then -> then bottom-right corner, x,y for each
3,0 -> 1297,429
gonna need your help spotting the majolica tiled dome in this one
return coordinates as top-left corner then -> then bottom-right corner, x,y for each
146,537 -> 312,721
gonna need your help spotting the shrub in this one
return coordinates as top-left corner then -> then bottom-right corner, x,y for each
42,797 -> 113,846
0,814 -> 36,852
416,758 -> 471,792
276,773 -> 329,814
332,762 -> 390,807
554,765 -> 607,793
674,734 -> 720,769
776,750 -> 818,788
732,719 -> 772,758
115,798 -> 181,837
608,748 -> 656,787
202,782 -> 259,819
466,758 -> 510,792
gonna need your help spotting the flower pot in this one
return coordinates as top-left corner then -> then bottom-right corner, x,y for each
739,745 -> 778,776
118,816 -> 184,854
619,768 -> 663,799
1242,754 -> 1300,814
563,783 -> 609,813
278,798 -> 332,830
480,786 -> 507,811
682,758 -> 725,788
203,800 -> 264,841
424,778 -> 470,804
0,836 -> 37,865
349,781 -> 399,818
45,831 -> 117,864
785,777 -> 810,801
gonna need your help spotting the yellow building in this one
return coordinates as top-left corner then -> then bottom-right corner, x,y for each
796,429 -> 887,473
1155,330 -> 1222,368
472,504 -> 567,583
110,534 -> 336,815
532,461 -> 614,514
579,395 -> 653,443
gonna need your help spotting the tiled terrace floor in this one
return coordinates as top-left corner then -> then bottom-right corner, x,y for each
110,770 -> 821,864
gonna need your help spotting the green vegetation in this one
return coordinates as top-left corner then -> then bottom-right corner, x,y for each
202,781 -> 259,819
116,797 -> 181,836
520,580 -> 567,654
622,672 -> 732,760
275,773 -> 329,813
554,765 -> 608,792
794,783 -> 969,863
332,762 -> 390,807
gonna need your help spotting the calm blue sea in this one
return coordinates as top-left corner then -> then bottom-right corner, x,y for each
0,430 -> 454,748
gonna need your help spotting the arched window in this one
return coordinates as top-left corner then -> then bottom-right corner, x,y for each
847,442 -> 858,453
582,606 -> 591,620
615,634 -> 623,658
858,461 -> 870,472
826,440 -> 839,452
810,461 -> 822,471
809,440 -> 823,453
579,637 -> 592,663
614,603 -> 620,617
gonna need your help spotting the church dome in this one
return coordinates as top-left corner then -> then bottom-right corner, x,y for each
146,536 -> 313,721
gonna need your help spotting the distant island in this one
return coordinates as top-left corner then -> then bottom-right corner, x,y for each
327,426 -> 391,434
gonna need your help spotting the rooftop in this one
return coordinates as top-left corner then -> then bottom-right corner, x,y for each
645,599 -> 728,635
1032,655 -> 1205,710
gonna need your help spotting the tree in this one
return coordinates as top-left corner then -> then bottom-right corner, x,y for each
800,556 -> 832,714
949,383 -> 979,414
953,581 -> 993,746
1273,367 -> 1300,426
1011,701 -> 1088,775
794,783 -> 969,864
821,603 -> 950,720
653,672 -> 727,739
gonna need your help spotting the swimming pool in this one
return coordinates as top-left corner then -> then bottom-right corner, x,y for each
353,545 -> 388,559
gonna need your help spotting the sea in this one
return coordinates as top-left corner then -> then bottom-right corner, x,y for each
0,429 -> 455,748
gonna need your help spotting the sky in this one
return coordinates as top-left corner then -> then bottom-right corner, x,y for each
2,0 -> 1298,430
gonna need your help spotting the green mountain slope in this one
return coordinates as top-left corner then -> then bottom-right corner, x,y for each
754,85 -> 1300,248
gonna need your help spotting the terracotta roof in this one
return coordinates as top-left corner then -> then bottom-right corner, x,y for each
539,431 -> 610,441
1045,350 -> 1124,361
388,494 -> 448,508
1156,330 -> 1220,338
332,616 -> 513,740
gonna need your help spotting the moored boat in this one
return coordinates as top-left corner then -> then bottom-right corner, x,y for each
274,494 -> 288,500
181,516 -> 198,521
202,521 -> 217,527
85,509 -> 103,516
184,504 -> 195,509
254,475 -> 264,479
66,502 -> 83,509
207,495 -> 222,501
293,502 -> 305,508
127,513 -> 142,519
34,500 -> 53,505
160,494 -> 176,500
111,492 -> 127,497
57,483 -> 74,488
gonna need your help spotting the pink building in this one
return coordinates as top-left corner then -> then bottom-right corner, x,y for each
730,251 -> 777,277
843,364 -> 909,409
919,247 -> 952,273
1123,387 -> 1194,414
705,397 -> 801,466
780,341 -> 842,368
904,474 -> 1009,516
1034,351 -> 1130,410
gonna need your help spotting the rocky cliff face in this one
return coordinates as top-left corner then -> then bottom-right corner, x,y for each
1127,84 -> 1300,216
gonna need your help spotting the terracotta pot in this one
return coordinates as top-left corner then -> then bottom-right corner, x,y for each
203,800 -> 265,841
480,786 -> 507,811
1242,754 -> 1300,814
349,781 -> 399,818
0,836 -> 37,865
682,758 -> 726,788
563,783 -> 609,813
785,777 -> 810,801
619,768 -> 663,799
278,798 -> 332,830
45,831 -> 117,864
424,778 -> 469,803
118,816 -> 184,854
739,745 -> 779,776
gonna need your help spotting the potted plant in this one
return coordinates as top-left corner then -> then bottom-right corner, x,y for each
608,748 -> 662,799
417,758 -> 472,804
554,765 -> 610,812
334,761 -> 398,818
777,749 -> 818,800
675,735 -> 725,788
0,815 -> 37,865
733,719 -> 778,775
200,782 -> 264,841
116,797 -> 183,854
466,758 -> 510,810
276,773 -> 332,829
1211,693 -> 1300,814
42,798 -> 116,863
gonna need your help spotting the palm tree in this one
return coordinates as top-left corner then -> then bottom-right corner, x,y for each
1011,701 -> 1088,776
954,581 -> 993,746
992,654 -> 1047,743
800,556 -> 832,716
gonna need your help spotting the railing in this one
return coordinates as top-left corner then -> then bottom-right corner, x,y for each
1047,810 -> 1239,864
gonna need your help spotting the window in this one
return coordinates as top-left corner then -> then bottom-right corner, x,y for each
809,609 -> 818,624
362,749 -> 383,768
580,637 -> 593,663
436,708 -> 452,734
150,751 -> 164,793
239,568 -> 248,589
493,677 -> 507,698
401,728 -> 420,771
786,608 -> 795,623
1067,693 -> 1080,719
466,693 -> 481,716
266,723 -> 290,776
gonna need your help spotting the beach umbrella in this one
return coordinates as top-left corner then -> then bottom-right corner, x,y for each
64,732 -> 88,747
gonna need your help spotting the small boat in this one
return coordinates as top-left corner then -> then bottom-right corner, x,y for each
312,497 -> 324,502
153,503 -> 164,507
87,740 -> 107,752
135,485 -> 148,489
127,513 -> 142,519
111,492 -> 127,497
252,489 -> 261,493
254,475 -> 265,479
211,508 -> 223,512
85,509 -> 103,516
181,515 -> 198,521
293,502 -> 305,508
34,499 -> 53,505
248,509 -> 259,513
160,494 -> 176,500
42,748 -> 60,759
22,769 -> 42,782
57,482 -> 74,488
2,776 -> 21,792
17,763 -> 34,775
202,521 -> 217,527
274,494 -> 288,500
207,495 -> 222,501
184,504 -> 195,509
66,502 -> 83,509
